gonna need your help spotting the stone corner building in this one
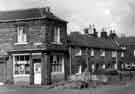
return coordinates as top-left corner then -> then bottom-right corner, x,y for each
0,7 -> 68,85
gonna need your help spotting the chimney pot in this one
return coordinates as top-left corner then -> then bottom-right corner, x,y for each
101,28 -> 108,38
45,7 -> 50,12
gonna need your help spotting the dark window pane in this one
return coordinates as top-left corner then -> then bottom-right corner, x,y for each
20,56 -> 24,61
25,64 -> 30,74
25,56 -> 29,61
15,56 -> 19,61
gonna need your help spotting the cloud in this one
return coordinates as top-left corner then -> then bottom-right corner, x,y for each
0,0 -> 134,36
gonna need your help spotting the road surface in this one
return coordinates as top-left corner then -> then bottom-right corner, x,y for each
0,81 -> 135,94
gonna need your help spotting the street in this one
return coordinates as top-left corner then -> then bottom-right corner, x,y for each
0,80 -> 135,94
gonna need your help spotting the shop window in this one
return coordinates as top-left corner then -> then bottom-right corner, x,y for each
14,55 -> 30,75
51,56 -> 64,73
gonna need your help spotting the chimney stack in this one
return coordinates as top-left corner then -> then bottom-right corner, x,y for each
84,28 -> 89,34
92,24 -> 98,37
45,7 -> 50,12
40,7 -> 51,16
101,28 -> 108,38
83,24 -> 98,37
88,24 -> 93,34
109,29 -> 117,39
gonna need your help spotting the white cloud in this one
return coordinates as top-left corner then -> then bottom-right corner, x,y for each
0,0 -> 134,36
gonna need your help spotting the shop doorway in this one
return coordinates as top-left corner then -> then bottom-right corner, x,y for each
34,63 -> 41,85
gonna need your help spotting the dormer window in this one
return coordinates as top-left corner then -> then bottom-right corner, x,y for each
52,26 -> 62,44
91,49 -> 94,56
100,50 -> 105,56
16,25 -> 27,44
112,51 -> 117,58
75,48 -> 82,56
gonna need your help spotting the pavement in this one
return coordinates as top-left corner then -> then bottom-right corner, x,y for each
0,80 -> 134,94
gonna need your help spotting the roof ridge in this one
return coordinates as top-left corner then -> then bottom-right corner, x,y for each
0,7 -> 44,12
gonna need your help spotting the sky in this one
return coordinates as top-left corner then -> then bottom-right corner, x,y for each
0,0 -> 134,36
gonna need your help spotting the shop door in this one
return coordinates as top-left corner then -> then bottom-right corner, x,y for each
34,63 -> 41,85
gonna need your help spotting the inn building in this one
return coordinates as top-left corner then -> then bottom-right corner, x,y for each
0,7 -> 68,85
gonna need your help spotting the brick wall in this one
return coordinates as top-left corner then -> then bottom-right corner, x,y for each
69,46 -> 120,74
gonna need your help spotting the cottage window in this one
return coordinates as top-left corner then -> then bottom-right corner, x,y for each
121,52 -> 124,57
134,50 -> 135,56
102,64 -> 106,69
100,50 -> 105,56
51,56 -> 64,73
91,49 -> 94,56
16,25 -> 27,44
121,46 -> 126,50
14,55 -> 30,76
112,51 -> 117,58
52,27 -> 61,44
75,48 -> 82,56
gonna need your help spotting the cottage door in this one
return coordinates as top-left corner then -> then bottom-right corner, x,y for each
34,63 -> 41,84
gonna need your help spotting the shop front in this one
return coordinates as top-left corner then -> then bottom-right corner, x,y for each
9,51 -> 67,85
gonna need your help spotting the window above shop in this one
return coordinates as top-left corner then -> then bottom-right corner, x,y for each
15,25 -> 27,45
52,26 -> 62,45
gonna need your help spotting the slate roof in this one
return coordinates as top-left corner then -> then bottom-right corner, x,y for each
0,8 -> 67,23
116,37 -> 135,46
68,32 -> 120,50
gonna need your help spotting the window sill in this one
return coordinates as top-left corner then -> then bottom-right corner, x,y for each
14,42 -> 28,45
91,55 -> 94,57
51,72 -> 64,75
75,54 -> 82,56
51,42 -> 63,45
13,74 -> 30,77
100,55 -> 105,57
112,57 -> 117,58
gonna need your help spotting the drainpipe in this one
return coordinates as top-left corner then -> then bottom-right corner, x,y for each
69,47 -> 72,76
114,51 -> 118,70
85,48 -> 90,80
